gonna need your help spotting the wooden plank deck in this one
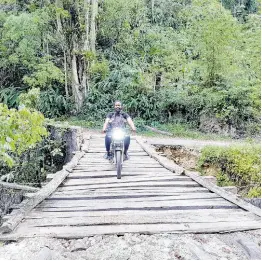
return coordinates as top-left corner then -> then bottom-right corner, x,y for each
0,135 -> 260,239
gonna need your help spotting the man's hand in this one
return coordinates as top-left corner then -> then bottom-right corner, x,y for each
102,129 -> 106,134
131,128 -> 136,135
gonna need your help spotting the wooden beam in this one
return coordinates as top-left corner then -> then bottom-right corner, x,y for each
0,181 -> 39,192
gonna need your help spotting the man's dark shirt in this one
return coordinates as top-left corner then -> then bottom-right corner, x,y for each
106,111 -> 130,132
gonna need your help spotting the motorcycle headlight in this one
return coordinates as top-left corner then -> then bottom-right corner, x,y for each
112,129 -> 125,140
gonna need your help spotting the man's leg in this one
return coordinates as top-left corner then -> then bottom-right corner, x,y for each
104,134 -> 112,159
124,135 -> 130,160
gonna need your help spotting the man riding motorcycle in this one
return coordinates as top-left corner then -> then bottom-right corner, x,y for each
102,101 -> 136,160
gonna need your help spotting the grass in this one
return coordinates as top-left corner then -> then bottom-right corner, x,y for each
198,143 -> 261,198
142,122 -> 237,141
55,116 -> 102,129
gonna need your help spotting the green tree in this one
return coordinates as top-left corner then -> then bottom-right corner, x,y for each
0,103 -> 48,166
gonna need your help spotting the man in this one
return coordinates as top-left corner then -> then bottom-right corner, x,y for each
102,101 -> 136,160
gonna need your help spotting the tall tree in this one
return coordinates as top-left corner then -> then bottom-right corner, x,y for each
54,0 -> 99,111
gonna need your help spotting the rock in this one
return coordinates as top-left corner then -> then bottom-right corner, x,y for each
244,198 -> 261,208
33,246 -> 53,260
70,240 -> 86,252
199,113 -> 236,136
187,243 -> 215,260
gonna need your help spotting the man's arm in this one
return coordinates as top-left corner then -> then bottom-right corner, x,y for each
102,118 -> 110,133
127,117 -> 136,132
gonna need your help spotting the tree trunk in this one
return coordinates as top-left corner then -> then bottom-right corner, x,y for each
55,0 -> 69,98
84,0 -> 91,51
151,0 -> 155,23
90,0 -> 98,53
72,40 -> 83,111
55,0 -> 97,111
63,50 -> 69,98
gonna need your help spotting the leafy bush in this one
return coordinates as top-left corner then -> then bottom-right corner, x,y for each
0,124 -> 69,187
19,87 -> 40,109
133,117 -> 147,131
38,88 -> 73,118
198,144 -> 261,197
0,87 -> 24,108
0,103 -> 48,167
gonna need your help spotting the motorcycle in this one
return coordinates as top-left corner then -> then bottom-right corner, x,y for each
108,127 -> 126,179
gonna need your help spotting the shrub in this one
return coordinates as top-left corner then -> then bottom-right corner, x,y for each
198,144 -> 261,197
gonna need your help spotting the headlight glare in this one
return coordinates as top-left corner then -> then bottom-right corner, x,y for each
112,129 -> 125,140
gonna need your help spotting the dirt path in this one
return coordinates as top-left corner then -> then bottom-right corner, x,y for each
143,136 -> 243,149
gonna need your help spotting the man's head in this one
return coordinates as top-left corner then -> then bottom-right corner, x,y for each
114,100 -> 122,113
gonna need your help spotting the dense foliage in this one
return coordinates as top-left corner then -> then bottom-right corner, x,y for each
198,144 -> 261,197
0,123 -> 69,187
0,0 -> 260,137
0,103 -> 47,166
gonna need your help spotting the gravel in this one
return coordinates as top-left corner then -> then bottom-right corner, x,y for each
0,230 -> 260,260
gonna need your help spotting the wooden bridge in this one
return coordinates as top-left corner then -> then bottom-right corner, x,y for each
0,135 -> 260,239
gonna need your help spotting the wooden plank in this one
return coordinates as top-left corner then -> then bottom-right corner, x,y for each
66,176 -> 192,183
57,185 -> 203,193
25,208 -> 251,219
46,193 -> 221,204
79,160 -> 155,164
5,221 -> 260,240
48,192 -> 214,201
71,168 -> 177,173
88,150 -> 145,153
85,151 -> 148,154
77,163 -> 162,167
87,150 -> 145,153
21,211 -> 260,227
60,181 -> 200,190
80,155 -> 153,159
0,150 -> 86,234
67,172 -> 177,179
63,179 -> 196,187
36,198 -> 236,209
74,166 -> 164,171
73,166 -> 169,170
78,160 -> 160,164
68,170 -> 176,176
68,171 -> 175,177
53,187 -> 210,196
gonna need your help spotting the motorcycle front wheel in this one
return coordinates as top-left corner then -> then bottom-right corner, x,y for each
115,150 -> 122,179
